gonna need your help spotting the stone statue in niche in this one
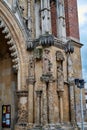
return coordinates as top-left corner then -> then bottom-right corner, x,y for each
58,0 -> 64,17
57,62 -> 64,91
42,49 -> 52,75
12,0 -> 19,13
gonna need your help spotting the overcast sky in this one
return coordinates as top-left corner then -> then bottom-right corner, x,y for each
77,0 -> 87,88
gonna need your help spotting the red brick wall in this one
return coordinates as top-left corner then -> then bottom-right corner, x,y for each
50,1 -> 57,37
64,0 -> 80,40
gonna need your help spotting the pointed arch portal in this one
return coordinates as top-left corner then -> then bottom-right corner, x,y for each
0,1 -> 28,129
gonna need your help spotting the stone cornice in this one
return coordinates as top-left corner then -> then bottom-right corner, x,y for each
32,36 -> 66,50
66,37 -> 83,48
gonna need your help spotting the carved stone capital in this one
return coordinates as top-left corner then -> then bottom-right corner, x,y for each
65,41 -> 74,54
26,76 -> 35,85
36,90 -> 42,97
57,89 -> 64,97
68,80 -> 75,86
16,90 -> 28,97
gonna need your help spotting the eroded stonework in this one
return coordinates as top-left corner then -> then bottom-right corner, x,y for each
0,0 -> 86,130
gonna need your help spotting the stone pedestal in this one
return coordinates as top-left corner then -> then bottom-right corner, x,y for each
15,90 -> 28,130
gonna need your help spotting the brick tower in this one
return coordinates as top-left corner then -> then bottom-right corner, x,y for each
0,0 -> 85,130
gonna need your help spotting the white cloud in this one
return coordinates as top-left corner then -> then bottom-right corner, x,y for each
78,5 -> 87,25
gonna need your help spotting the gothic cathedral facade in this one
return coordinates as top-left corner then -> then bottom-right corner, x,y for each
0,0 -> 85,130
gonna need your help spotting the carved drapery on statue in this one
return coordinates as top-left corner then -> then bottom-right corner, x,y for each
42,49 -> 52,76
57,63 -> 64,91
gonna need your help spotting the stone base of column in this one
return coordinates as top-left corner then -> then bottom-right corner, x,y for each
14,123 -> 79,130
42,123 -> 79,130
28,123 -> 33,129
42,123 -> 61,130
15,124 -> 28,130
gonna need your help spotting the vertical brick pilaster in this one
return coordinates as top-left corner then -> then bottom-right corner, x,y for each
50,1 -> 57,37
64,0 -> 80,40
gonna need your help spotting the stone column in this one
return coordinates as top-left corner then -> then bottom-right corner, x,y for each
36,90 -> 42,125
69,82 -> 76,125
58,90 -> 64,123
48,81 -> 54,123
42,82 -> 48,125
28,78 -> 35,127
15,90 -> 28,129
68,54 -> 75,125
66,43 -> 76,126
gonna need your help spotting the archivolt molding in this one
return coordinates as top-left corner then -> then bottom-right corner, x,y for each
0,17 -> 19,70
0,1 -> 29,90
0,17 -> 19,71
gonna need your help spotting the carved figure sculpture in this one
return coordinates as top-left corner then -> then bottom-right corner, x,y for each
43,49 -> 51,75
12,0 -> 19,13
58,0 -> 64,17
57,63 -> 64,91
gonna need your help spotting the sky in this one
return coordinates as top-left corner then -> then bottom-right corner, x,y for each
77,0 -> 87,88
